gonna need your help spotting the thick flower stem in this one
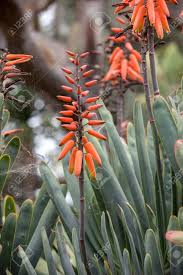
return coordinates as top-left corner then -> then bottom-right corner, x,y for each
76,60 -> 91,275
141,32 -> 166,250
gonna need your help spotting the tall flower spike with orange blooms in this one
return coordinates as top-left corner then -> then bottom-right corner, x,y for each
104,42 -> 143,83
57,51 -> 107,180
113,0 -> 177,39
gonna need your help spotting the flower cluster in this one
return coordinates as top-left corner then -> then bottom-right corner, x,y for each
0,52 -> 33,95
103,42 -> 143,83
113,0 -> 177,39
57,51 -> 107,180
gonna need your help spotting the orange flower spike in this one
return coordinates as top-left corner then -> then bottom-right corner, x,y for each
61,85 -> 73,93
68,147 -> 78,174
56,96 -> 72,103
61,67 -> 72,74
147,0 -> 155,26
85,80 -> 97,88
88,120 -> 105,126
58,140 -> 75,160
56,117 -> 74,123
84,142 -> 102,166
74,150 -> 83,176
85,96 -> 100,104
121,59 -> 128,81
65,75 -> 75,85
59,131 -> 75,146
85,153 -> 96,181
59,110 -> 74,116
88,129 -> 107,140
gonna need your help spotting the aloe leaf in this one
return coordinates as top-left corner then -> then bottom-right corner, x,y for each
178,207 -> 183,230
3,137 -> 21,167
145,229 -> 164,275
98,100 -> 149,229
18,246 -> 36,275
107,212 -> 125,274
55,221 -> 75,275
72,228 -> 87,275
0,213 -> 16,273
4,195 -> 16,217
147,122 -> 156,179
144,253 -> 152,275
101,213 -> 116,275
123,249 -> 132,275
39,162 -> 78,236
2,109 -> 10,130
0,154 -> 10,193
127,122 -> 142,185
153,96 -> 179,174
18,200 -> 58,275
28,184 -> 49,241
41,227 -> 57,275
12,199 -> 33,273
134,101 -> 155,211
119,207 -> 142,274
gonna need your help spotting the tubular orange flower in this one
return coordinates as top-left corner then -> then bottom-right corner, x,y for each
88,129 -> 107,140
88,120 -> 105,126
85,80 -> 97,87
83,70 -> 94,78
85,96 -> 100,103
82,136 -> 88,144
58,140 -> 75,160
61,67 -> 72,74
121,59 -> 128,81
68,147 -> 78,174
62,124 -> 77,131
61,85 -> 73,93
56,117 -> 74,123
56,96 -> 72,102
65,75 -> 75,85
74,150 -> 83,176
59,131 -> 75,146
87,104 -> 103,111
84,142 -> 102,166
85,153 -> 96,181
2,129 -> 24,137
59,110 -> 74,116
64,105 -> 76,111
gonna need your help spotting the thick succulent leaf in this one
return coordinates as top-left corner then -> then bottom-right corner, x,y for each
41,227 -> 57,275
18,246 -> 37,275
145,229 -> 164,275
0,213 -> 16,273
12,199 -> 33,273
3,137 -> 21,167
98,100 -> 149,229
2,109 -> 10,130
127,122 -> 142,185
72,228 -> 87,275
144,253 -> 152,275
147,122 -> 156,179
119,207 -> 142,274
18,200 -> 58,275
123,249 -> 132,275
56,221 -> 75,275
101,213 -> 116,275
39,162 -> 78,237
28,184 -> 49,241
4,195 -> 16,217
0,154 -> 10,193
153,96 -> 179,174
133,101 -> 155,211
